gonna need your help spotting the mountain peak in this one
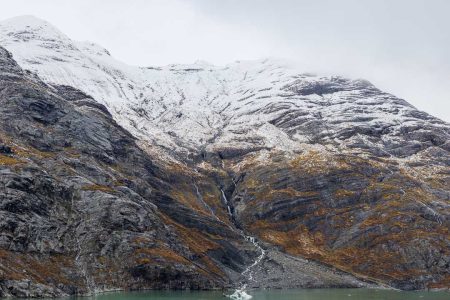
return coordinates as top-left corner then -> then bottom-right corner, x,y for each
0,15 -> 58,33
0,15 -> 70,45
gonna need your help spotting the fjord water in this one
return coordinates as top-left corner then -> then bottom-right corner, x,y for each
88,289 -> 449,300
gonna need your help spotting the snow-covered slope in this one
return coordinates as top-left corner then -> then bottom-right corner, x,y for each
1,15 -> 448,161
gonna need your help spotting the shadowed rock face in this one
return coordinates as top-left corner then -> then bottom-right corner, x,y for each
0,34 -> 449,298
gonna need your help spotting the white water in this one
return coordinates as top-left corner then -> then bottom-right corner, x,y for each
242,236 -> 266,282
221,188 -> 266,300
72,204 -> 95,294
220,188 -> 233,217
227,287 -> 253,300
74,230 -> 96,295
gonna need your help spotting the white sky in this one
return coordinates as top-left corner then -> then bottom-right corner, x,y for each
0,0 -> 449,121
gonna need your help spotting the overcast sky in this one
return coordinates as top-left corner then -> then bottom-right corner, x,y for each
0,0 -> 449,121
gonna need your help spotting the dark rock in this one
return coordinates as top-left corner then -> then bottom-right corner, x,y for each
0,145 -> 12,154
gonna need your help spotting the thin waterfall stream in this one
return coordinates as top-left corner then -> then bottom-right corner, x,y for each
71,193 -> 96,295
220,188 -> 265,300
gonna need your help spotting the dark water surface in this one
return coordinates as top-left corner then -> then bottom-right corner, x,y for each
84,289 -> 449,300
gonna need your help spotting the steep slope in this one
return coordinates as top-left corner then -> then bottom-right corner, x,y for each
0,46 -> 248,297
0,15 -> 449,293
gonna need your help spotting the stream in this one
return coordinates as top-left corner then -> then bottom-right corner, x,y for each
220,188 -> 265,300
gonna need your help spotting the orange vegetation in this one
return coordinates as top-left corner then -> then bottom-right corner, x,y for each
0,154 -> 21,165
81,184 -> 115,193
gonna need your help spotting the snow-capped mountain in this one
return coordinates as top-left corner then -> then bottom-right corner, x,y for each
1,16 -> 447,162
1,16 -> 449,296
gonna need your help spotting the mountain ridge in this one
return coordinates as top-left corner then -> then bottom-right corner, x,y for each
1,15 -> 447,161
0,15 -> 449,297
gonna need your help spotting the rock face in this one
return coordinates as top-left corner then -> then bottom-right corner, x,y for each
0,46 -> 249,297
230,150 -> 449,290
0,16 -> 449,297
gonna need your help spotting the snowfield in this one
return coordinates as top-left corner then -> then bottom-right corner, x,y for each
1,15 -> 448,161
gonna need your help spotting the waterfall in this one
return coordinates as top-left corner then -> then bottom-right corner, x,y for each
220,188 -> 265,300
220,188 -> 233,217
74,230 -> 96,295
242,235 -> 266,282
227,286 -> 253,300
73,216 -> 96,295
71,193 -> 96,295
